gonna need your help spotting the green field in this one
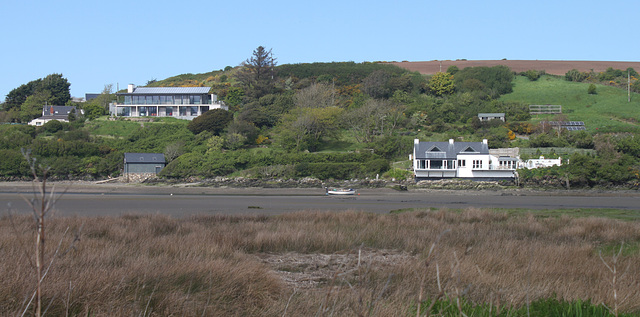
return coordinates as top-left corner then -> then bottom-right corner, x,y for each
501,75 -> 640,132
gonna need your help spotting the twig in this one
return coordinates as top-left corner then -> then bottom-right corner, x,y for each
143,284 -> 158,317
282,288 -> 297,317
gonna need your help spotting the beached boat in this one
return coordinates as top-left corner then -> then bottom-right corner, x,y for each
325,188 -> 356,196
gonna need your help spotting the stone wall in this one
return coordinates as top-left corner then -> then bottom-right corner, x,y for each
123,173 -> 158,183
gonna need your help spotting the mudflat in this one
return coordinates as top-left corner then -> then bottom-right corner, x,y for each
1,181 -> 639,217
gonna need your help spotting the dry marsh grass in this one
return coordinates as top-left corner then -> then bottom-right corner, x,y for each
2,208 -> 640,316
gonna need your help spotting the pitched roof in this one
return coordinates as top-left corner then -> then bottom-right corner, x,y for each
478,113 -> 505,117
44,105 -> 76,115
124,153 -> 166,164
414,140 -> 489,159
121,87 -> 211,95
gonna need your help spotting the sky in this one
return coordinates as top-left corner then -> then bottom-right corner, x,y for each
1,0 -> 639,102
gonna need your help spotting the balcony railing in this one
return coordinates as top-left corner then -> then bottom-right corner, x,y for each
118,100 -> 221,105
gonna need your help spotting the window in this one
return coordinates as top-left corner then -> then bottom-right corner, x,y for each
139,106 -> 147,116
447,160 -> 456,169
472,160 -> 483,169
190,106 -> 198,116
190,95 -> 201,104
165,106 -> 173,116
430,160 -> 443,169
119,107 -> 131,116
458,159 -> 466,167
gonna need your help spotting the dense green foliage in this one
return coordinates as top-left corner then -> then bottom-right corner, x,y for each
276,61 -> 407,86
2,74 -> 72,122
186,108 -> 233,135
454,65 -> 514,97
2,50 -> 640,185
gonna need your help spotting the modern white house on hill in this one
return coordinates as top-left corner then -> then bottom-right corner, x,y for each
112,84 -> 227,120
412,139 -> 518,181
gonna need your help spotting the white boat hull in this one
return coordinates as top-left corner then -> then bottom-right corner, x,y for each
326,188 -> 356,195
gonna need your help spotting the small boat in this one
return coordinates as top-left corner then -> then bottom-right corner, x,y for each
325,188 -> 356,196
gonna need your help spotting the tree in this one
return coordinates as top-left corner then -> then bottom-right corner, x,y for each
276,106 -> 343,151
4,74 -> 71,121
187,109 -> 233,135
40,74 -> 71,106
363,70 -> 391,99
164,141 -> 185,162
342,99 -> 401,143
446,65 -> 459,75
235,46 -> 277,99
427,72 -> 455,96
294,83 -> 336,109
82,103 -> 106,120
454,66 -> 513,97
86,84 -> 115,114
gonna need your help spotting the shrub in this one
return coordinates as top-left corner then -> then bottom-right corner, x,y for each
42,120 -> 65,133
523,69 -> 541,81
588,84 -> 597,94
186,109 -> 233,135
565,69 -> 589,82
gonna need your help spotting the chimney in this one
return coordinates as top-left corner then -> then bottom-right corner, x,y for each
482,139 -> 488,145
449,139 -> 454,145
128,84 -> 135,93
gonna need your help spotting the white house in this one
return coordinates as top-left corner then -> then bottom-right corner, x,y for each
412,139 -> 518,181
28,105 -> 79,126
477,113 -> 505,122
521,156 -> 562,169
112,84 -> 227,120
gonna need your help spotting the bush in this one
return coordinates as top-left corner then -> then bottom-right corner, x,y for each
187,109 -> 233,135
588,84 -> 597,94
565,69 -> 589,82
42,120 -> 65,133
0,149 -> 30,177
523,69 -> 541,81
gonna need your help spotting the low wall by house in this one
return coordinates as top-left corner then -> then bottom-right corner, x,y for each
123,173 -> 158,183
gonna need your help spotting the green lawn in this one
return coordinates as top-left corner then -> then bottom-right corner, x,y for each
501,75 -> 640,132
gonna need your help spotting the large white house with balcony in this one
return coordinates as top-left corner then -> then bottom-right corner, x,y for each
412,139 -> 518,181
112,84 -> 227,120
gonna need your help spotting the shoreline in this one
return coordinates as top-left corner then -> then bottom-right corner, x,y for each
1,180 -> 638,197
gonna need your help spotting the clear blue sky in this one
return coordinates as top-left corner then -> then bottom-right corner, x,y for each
1,0 -> 638,102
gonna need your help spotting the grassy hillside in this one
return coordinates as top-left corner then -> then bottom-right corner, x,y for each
501,75 -> 640,133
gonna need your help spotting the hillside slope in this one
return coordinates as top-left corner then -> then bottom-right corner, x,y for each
391,60 -> 640,75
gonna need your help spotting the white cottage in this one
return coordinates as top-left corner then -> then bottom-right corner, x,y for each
412,139 -> 517,181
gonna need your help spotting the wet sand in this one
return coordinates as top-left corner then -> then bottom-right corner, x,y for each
1,182 -> 639,217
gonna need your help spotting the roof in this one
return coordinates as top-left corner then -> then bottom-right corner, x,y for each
414,140 -> 489,159
119,87 -> 211,95
44,105 -> 76,115
478,113 -> 505,117
124,153 -> 166,164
